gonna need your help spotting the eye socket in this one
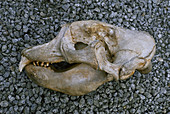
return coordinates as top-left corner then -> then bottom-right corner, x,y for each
75,42 -> 88,50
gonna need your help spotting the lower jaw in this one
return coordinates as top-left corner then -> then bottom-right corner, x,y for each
24,63 -> 108,96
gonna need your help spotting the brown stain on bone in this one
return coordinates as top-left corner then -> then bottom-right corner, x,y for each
70,22 -> 118,47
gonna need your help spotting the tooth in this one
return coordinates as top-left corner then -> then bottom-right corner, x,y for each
46,63 -> 49,66
19,56 -> 31,72
33,62 -> 36,66
36,61 -> 39,66
41,62 -> 44,67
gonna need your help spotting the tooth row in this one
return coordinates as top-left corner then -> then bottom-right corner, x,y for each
33,61 -> 50,67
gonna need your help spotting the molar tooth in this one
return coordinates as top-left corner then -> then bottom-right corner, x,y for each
36,61 -> 39,66
41,62 -> 44,67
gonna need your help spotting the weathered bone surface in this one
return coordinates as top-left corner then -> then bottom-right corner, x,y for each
19,20 -> 156,96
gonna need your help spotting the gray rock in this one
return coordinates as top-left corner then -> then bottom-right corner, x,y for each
0,76 -> 4,81
144,92 -> 152,98
16,25 -> 22,30
3,72 -> 10,78
139,87 -> 145,94
94,8 -> 100,12
23,25 -> 29,33
0,101 -> 9,107
139,94 -> 145,100
24,34 -> 30,42
2,45 -> 7,52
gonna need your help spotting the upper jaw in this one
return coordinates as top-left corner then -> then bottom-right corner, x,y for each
19,42 -> 66,72
19,39 -> 65,72
19,24 -> 70,72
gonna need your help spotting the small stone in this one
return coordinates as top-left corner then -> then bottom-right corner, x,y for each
36,97 -> 42,104
145,92 -> 152,98
40,12 -> 46,17
87,99 -> 93,105
36,111 -> 41,114
87,0 -> 92,4
98,14 -> 103,19
8,95 -> 15,102
110,12 -> 116,18
0,100 -> 9,107
62,4 -> 70,11
14,31 -> 20,37
50,0 -> 54,3
14,105 -> 18,111
139,87 -> 145,94
139,94 -> 145,100
153,77 -> 159,82
157,98 -> 164,103
24,34 -> 30,42
0,76 -> 3,81
23,25 -> 29,33
24,107 -> 30,114
130,27 -> 135,30
130,109 -> 136,113
160,88 -> 167,94
120,83 -> 126,88
158,34 -> 162,38
10,57 -> 17,63
16,25 -> 22,30
94,8 -> 100,12
45,97 -> 51,104
31,104 -> 37,111
4,72 -> 10,78
2,45 -> 7,52
131,84 -> 136,90
30,15 -> 35,20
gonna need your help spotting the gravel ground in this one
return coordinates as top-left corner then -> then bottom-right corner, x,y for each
0,0 -> 169,113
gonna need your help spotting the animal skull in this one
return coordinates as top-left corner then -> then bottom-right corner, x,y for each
19,20 -> 156,96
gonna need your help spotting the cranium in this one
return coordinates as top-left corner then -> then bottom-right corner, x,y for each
19,20 -> 156,96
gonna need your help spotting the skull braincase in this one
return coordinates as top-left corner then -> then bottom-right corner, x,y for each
19,20 -> 156,96
61,20 -> 156,80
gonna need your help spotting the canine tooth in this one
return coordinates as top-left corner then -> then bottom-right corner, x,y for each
41,62 -> 44,67
19,56 -> 31,72
33,62 -> 36,66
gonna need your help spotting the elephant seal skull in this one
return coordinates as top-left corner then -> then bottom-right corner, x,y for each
19,20 -> 156,96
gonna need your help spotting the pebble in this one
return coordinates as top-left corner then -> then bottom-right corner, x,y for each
23,25 -> 29,33
139,94 -> 145,100
16,25 -> 22,31
24,34 -> 30,42
0,101 -> 9,107
144,92 -> 152,98
2,45 -> 7,52
3,72 -> 10,78
139,87 -> 145,94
